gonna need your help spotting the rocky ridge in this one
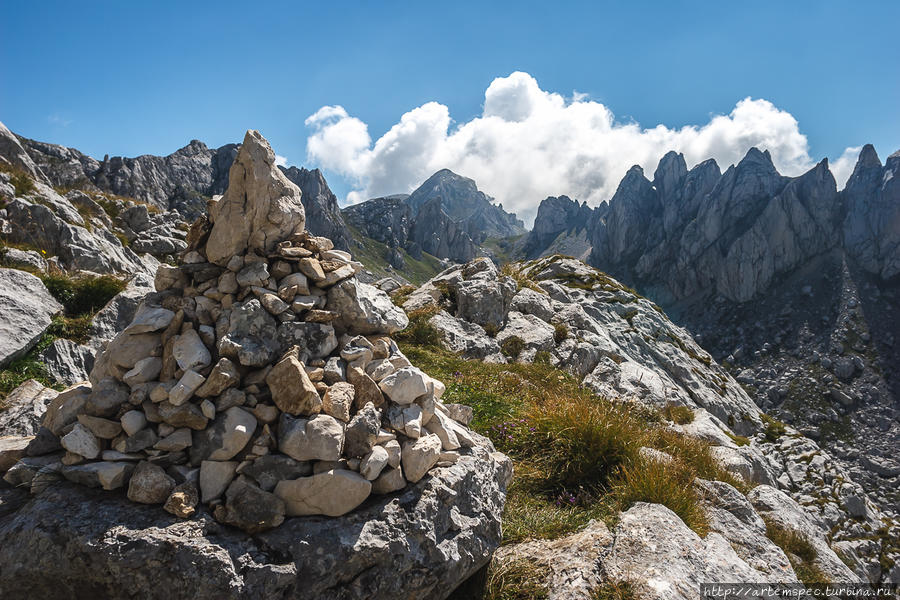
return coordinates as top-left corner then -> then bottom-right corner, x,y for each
0,131 -> 510,599
404,255 -> 899,592
8,122 -> 354,249
523,146 -> 900,508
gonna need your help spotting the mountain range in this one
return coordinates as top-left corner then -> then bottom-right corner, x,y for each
1,122 -> 897,508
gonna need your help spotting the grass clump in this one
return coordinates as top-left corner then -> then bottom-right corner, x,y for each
500,336 -> 525,359
400,343 -> 731,542
500,262 -> 545,295
533,350 -> 552,365
10,172 -> 35,197
763,517 -> 828,588
591,581 -> 637,600
394,305 -> 442,348
760,413 -> 787,443
40,273 -> 127,316
47,314 -> 93,344
725,431 -> 750,447
482,559 -> 548,600
611,457 -> 709,536
483,323 -> 500,337
390,284 -> 416,307
0,333 -> 62,405
662,403 -> 695,425
553,323 -> 568,344
525,395 -> 643,494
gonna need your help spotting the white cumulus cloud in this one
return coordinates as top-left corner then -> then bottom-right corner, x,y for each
304,71 -> 858,226
829,146 -> 863,189
274,154 -> 289,168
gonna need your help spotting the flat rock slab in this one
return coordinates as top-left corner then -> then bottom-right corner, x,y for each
0,268 -> 63,368
0,449 -> 510,600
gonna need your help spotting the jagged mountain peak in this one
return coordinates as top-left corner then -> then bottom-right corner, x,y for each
653,151 -> 688,197
738,146 -> 777,169
856,143 -> 881,169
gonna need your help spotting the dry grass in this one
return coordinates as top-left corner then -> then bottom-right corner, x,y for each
661,403 -> 695,425
500,262 -> 546,294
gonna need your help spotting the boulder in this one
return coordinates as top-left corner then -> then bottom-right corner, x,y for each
0,446 -> 509,598
190,407 -> 257,463
205,130 -> 305,265
0,379 -> 58,436
603,503 -> 769,599
0,268 -> 63,368
266,352 -> 322,416
127,461 -> 175,504
326,279 -> 409,335
274,469 -> 371,517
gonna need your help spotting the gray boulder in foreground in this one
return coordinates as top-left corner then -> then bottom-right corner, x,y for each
0,447 -> 511,600
0,268 -> 62,368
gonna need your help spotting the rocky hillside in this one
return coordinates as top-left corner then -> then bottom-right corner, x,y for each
522,147 -> 900,509
6,122 -> 354,249
401,254 -> 899,595
0,131 -> 510,599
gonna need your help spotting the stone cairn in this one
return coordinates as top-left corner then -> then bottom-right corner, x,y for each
5,131 -> 478,533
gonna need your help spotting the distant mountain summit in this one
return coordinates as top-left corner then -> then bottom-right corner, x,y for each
404,169 -> 525,241
343,168 -> 525,266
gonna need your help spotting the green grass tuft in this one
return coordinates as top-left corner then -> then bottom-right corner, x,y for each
483,559 -> 548,600
761,413 -> 787,443
500,336 -> 525,359
40,272 -> 126,316
611,456 -> 709,536
394,305 -> 442,348
553,323 -> 569,344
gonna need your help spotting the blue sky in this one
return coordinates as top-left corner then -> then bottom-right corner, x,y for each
2,0 -> 898,218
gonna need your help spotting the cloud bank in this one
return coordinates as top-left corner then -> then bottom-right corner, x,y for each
304,71 -> 860,225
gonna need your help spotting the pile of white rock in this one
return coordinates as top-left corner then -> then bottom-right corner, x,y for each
4,131 -> 477,533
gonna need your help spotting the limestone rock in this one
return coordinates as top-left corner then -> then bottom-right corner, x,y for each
326,278 -> 409,335
378,367 -> 429,405
60,423 -> 101,459
0,268 -> 63,368
168,370 -> 205,406
242,454 -> 312,492
0,379 -> 59,437
344,403 -> 380,458
604,503 -> 769,599
322,382 -> 354,422
266,352 -> 321,416
215,478 -> 285,533
278,413 -> 344,463
164,481 -> 199,518
274,469 -> 371,517
172,329 -> 211,372
401,434 -> 442,483
0,444 -> 509,599
190,407 -> 257,463
205,130 -> 305,265
127,461 -> 175,504
61,461 -> 134,491
194,358 -> 240,398
217,299 -> 279,367
37,339 -> 95,385
199,460 -> 237,503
